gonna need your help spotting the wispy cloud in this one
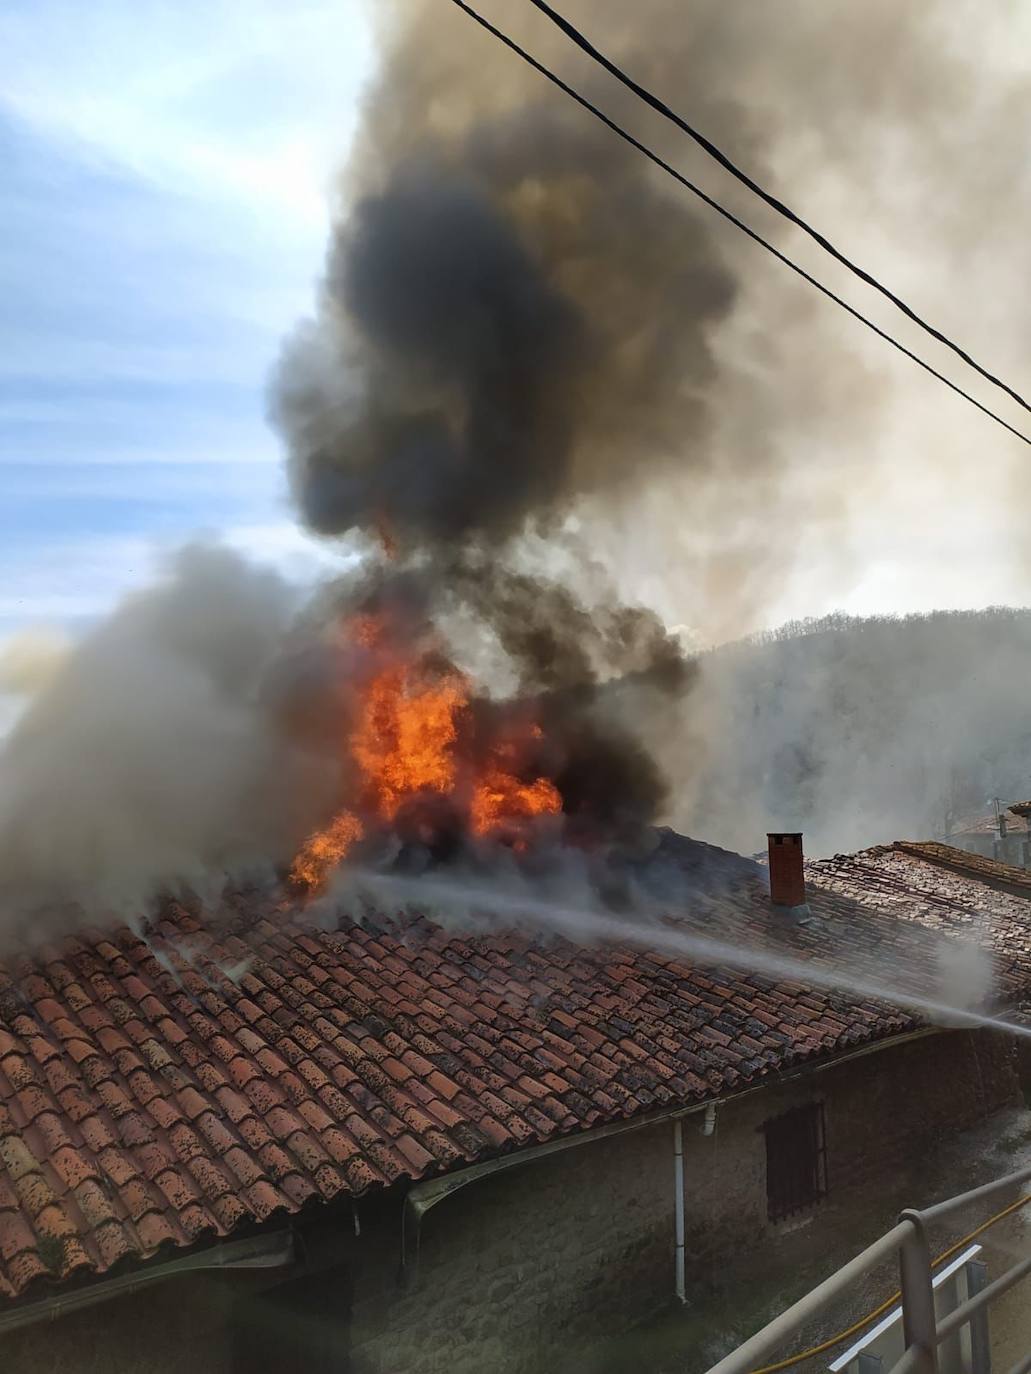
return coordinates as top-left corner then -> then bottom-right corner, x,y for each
0,1 -> 372,224
0,0 -> 373,649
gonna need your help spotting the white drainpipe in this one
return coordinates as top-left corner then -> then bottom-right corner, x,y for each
673,1119 -> 686,1303
673,1103 -> 717,1304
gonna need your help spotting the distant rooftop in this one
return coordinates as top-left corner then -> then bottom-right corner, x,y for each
948,804 -> 1031,836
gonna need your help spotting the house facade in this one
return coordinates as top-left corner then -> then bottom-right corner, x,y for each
1,836 -> 1029,1373
941,801 -> 1031,869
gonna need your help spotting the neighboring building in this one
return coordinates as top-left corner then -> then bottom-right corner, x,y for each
942,799 -> 1031,869
1,834 -> 1031,1374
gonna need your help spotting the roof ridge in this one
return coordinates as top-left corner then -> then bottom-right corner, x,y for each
892,840 -> 1031,898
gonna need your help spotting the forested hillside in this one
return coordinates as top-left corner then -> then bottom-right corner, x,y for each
666,608 -> 1031,857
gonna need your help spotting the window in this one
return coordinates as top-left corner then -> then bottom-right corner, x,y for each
763,1101 -> 827,1221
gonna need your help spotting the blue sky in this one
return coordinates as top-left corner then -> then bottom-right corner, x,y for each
0,0 -> 373,649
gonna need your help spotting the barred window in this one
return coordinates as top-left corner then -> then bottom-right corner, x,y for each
763,1102 -> 827,1221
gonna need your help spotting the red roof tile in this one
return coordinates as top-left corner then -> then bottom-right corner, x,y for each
0,834 -> 1029,1303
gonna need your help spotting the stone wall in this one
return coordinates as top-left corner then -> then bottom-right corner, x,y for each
1,1028 -> 1019,1374
348,1120 -> 673,1374
0,1272 -> 238,1374
0,1260 -> 352,1374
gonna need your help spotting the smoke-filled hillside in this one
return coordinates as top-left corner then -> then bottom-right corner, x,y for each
669,608 -> 1031,857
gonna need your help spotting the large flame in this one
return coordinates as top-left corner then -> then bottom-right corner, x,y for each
353,664 -> 466,820
470,729 -> 562,841
290,617 -> 562,891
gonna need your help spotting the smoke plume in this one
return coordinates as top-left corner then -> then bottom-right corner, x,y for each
269,0 -> 743,865
274,5 -> 740,549
276,0 -> 1030,642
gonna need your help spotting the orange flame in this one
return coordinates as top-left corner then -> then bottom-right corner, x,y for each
353,664 -> 467,821
290,810 -> 364,890
470,739 -> 562,838
290,619 -> 563,892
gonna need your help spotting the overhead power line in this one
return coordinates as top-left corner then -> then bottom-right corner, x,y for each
446,0 -> 1031,450
526,0 -> 1031,420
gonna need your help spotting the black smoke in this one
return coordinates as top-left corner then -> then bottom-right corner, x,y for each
269,1 -> 747,845
303,168 -> 584,543
272,4 -> 740,551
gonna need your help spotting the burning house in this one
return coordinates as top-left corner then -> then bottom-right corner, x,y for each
3,3 -> 1031,1371
0,837 -> 1031,1373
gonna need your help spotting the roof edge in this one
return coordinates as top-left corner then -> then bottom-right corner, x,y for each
407,1023 -> 944,1221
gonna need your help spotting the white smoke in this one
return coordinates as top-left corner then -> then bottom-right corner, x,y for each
0,544 -> 339,926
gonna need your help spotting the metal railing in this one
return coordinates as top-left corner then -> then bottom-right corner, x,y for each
706,1162 -> 1031,1374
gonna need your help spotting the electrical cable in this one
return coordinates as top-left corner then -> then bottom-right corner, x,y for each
525,0 -> 1031,420
446,0 -> 1031,450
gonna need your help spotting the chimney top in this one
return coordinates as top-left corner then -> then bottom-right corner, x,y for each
767,832 -> 806,910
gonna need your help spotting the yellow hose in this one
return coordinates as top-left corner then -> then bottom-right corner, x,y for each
749,1190 -> 1031,1373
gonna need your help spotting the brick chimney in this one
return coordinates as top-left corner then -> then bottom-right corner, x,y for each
768,833 -> 805,908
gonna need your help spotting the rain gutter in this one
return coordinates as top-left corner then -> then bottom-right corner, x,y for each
0,1230 -> 293,1337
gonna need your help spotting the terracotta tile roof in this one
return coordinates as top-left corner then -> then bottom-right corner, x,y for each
808,842 -> 1031,944
1,832 -> 1030,1302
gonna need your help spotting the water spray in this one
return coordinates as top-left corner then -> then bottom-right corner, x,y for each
337,867 -> 1031,1043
